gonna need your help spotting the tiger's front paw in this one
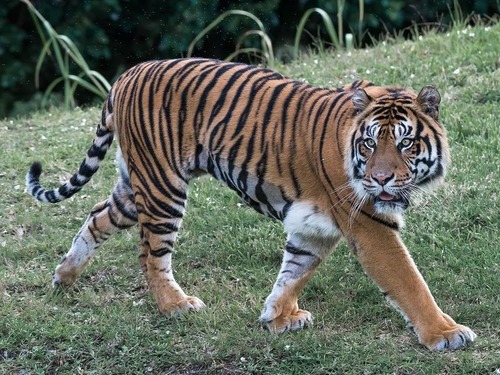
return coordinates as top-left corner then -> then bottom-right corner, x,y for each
420,324 -> 477,350
261,309 -> 312,333
418,314 -> 477,350
157,295 -> 206,316
260,306 -> 312,333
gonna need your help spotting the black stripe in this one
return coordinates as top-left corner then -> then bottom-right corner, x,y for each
142,222 -> 179,234
112,191 -> 138,222
149,247 -> 173,257
285,244 -> 314,257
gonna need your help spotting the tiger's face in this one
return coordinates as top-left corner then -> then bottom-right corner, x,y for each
345,85 -> 449,215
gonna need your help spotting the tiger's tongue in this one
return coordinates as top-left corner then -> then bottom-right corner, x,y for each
379,192 -> 396,201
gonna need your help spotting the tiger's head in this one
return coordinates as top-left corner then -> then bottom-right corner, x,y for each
345,85 -> 449,216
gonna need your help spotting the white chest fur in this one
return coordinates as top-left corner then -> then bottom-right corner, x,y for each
283,201 -> 341,238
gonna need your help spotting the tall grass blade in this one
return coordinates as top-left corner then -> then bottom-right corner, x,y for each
187,10 -> 274,67
34,39 -> 54,89
293,8 -> 340,59
448,0 -> 465,27
234,30 -> 274,64
21,0 -> 111,110
358,0 -> 365,46
225,48 -> 265,62
337,0 -> 346,48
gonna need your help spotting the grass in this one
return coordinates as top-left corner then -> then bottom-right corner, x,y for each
1,22 -> 499,374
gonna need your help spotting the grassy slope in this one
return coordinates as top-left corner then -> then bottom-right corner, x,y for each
1,23 -> 499,374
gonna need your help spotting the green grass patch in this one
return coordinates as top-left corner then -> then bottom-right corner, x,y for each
1,23 -> 499,374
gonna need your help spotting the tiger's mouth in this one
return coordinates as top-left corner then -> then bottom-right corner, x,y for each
354,179 -> 412,213
377,191 -> 398,202
373,191 -> 410,211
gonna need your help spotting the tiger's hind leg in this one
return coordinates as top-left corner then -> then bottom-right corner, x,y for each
53,176 -> 137,286
133,176 -> 205,316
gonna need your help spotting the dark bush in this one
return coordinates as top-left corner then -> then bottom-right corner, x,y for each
0,0 -> 497,118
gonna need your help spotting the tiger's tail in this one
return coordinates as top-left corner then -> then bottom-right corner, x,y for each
26,94 -> 115,203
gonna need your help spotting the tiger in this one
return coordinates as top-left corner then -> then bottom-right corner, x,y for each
26,58 -> 476,350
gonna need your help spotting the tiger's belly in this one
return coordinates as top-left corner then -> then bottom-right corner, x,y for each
194,152 -> 341,240
196,153 -> 291,220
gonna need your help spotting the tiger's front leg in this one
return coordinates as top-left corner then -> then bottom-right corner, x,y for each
260,233 -> 339,333
351,228 -> 476,350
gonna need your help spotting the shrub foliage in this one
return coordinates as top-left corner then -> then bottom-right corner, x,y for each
0,0 -> 497,117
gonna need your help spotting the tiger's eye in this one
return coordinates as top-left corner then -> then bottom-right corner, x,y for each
364,138 -> 376,148
400,138 -> 414,148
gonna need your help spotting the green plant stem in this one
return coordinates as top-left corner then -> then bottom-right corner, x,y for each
293,8 -> 340,59
21,0 -> 111,110
358,0 -> 364,47
337,0 -> 346,47
187,9 -> 274,67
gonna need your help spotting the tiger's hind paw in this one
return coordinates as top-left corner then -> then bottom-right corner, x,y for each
260,309 -> 313,334
52,256 -> 86,287
52,271 -> 77,288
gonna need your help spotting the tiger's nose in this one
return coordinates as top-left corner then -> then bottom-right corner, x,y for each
372,172 -> 394,186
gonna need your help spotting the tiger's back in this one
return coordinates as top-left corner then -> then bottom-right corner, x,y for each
26,58 -> 475,350
112,58 -> 364,222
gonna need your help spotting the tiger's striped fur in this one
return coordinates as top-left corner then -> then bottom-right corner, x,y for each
26,58 -> 475,350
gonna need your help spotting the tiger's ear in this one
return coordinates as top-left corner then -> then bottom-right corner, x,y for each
417,85 -> 441,120
352,88 -> 372,114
